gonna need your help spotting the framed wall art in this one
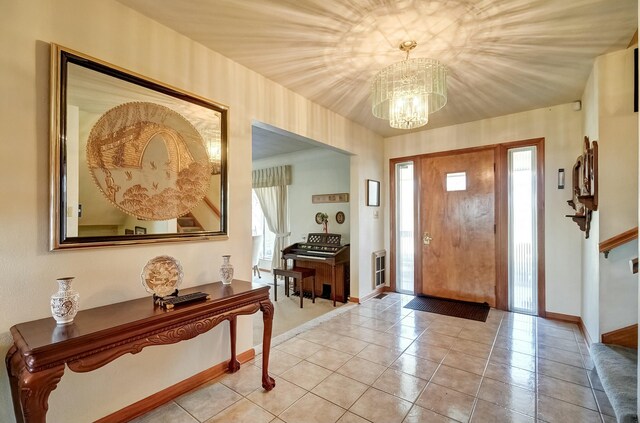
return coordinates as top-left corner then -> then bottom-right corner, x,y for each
366,179 -> 380,207
49,44 -> 228,249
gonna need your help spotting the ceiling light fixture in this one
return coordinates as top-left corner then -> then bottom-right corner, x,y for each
371,40 -> 447,130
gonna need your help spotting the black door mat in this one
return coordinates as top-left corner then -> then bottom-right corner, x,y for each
374,293 -> 387,299
404,295 -> 490,322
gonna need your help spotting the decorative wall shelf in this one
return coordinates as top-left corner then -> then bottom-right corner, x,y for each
565,137 -> 598,238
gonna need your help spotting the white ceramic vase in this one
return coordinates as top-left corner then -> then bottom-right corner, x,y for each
220,255 -> 234,285
50,277 -> 80,325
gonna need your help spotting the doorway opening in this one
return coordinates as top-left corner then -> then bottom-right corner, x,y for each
394,162 -> 415,294
508,146 -> 538,314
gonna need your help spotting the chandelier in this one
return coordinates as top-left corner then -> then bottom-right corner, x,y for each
371,41 -> 447,130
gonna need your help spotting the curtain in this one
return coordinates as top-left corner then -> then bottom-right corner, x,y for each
252,166 -> 291,270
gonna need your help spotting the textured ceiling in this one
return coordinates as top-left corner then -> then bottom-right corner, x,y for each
118,0 -> 637,138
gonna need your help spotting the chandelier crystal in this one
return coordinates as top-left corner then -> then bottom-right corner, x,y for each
371,41 -> 447,130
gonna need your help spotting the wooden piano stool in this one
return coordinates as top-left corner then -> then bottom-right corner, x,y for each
273,267 -> 317,308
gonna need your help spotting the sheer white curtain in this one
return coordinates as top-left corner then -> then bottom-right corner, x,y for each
252,165 -> 291,270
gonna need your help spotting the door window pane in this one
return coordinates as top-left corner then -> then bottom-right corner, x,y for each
396,162 -> 414,294
446,172 -> 466,191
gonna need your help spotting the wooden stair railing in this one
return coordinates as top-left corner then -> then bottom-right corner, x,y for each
203,196 -> 221,219
599,227 -> 638,258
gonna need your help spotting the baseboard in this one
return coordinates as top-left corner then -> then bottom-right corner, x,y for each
353,285 -> 388,304
580,319 -> 594,347
601,324 -> 638,349
545,312 -> 581,323
95,349 -> 255,423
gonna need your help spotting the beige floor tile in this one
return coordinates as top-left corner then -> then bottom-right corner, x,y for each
417,331 -> 458,348
415,383 -> 475,422
404,341 -> 449,362
477,377 -> 535,417
483,362 -> 536,391
538,375 -> 598,410
431,364 -> 482,396
175,382 -> 242,422
306,347 -> 354,371
450,338 -> 493,359
336,356 -> 387,385
497,326 -> 535,343
131,402 -> 198,423
337,411 -> 371,423
403,405 -> 456,423
246,378 -> 307,415
279,392 -> 346,423
276,338 -> 324,359
427,320 -> 464,337
205,398 -> 274,423
458,327 -> 499,345
349,387 -> 412,423
254,349 -> 303,376
220,364 -> 265,396
390,353 -> 439,380
538,358 -> 590,387
538,345 -> 584,368
442,350 -> 487,375
325,335 -> 371,355
372,368 -> 428,402
279,360 -> 332,390
312,372 -> 369,409
368,333 -> 414,350
494,336 -> 536,356
593,389 -> 616,417
537,324 -> 575,339
489,347 -> 536,372
385,323 -> 426,340
356,318 -> 397,332
400,314 -> 433,329
538,334 -> 580,353
470,399 -> 534,423
537,394 -> 601,423
356,343 -> 404,366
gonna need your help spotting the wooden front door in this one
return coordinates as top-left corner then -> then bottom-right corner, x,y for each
420,148 -> 496,306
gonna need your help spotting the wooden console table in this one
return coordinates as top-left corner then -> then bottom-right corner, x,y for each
5,280 -> 275,423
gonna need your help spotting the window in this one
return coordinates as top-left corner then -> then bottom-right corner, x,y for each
252,190 -> 276,260
446,172 -> 466,191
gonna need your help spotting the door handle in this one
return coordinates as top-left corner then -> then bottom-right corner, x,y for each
423,232 -> 432,245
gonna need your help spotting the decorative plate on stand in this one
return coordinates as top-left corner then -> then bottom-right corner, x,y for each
141,255 -> 184,297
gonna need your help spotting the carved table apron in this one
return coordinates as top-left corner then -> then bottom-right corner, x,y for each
5,280 -> 275,423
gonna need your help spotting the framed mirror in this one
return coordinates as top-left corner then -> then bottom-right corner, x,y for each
50,44 -> 228,249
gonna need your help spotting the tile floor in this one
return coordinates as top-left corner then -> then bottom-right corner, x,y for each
132,293 -> 615,423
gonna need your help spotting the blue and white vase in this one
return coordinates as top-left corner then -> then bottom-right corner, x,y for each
220,255 -> 234,285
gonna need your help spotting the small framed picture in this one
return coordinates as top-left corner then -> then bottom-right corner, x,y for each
366,179 -> 380,207
135,226 -> 147,235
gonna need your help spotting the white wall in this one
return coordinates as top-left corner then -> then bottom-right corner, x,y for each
581,65 -> 601,341
0,1 -> 383,422
253,148 -> 351,247
594,47 -> 639,336
384,103 -> 584,316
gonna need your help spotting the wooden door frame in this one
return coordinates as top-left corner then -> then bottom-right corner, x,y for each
496,138 -> 546,317
389,138 -> 545,316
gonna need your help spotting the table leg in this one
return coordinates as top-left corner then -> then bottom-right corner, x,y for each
273,272 -> 278,301
259,299 -> 276,391
331,266 -> 336,307
228,316 -> 240,373
6,345 -> 65,423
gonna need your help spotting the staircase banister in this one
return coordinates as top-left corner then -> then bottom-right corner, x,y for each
599,227 -> 638,258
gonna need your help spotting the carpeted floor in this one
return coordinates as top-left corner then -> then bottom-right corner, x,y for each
252,271 -> 346,345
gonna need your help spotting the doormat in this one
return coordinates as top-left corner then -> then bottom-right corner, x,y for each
404,295 -> 490,322
374,293 -> 387,299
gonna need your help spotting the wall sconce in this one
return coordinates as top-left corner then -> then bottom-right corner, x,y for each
558,168 -> 565,189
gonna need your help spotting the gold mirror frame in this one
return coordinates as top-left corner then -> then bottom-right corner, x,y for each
50,44 -> 228,249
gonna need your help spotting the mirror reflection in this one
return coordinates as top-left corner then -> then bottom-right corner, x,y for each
51,45 -> 227,248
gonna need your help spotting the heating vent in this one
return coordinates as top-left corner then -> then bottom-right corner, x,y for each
372,250 -> 386,288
